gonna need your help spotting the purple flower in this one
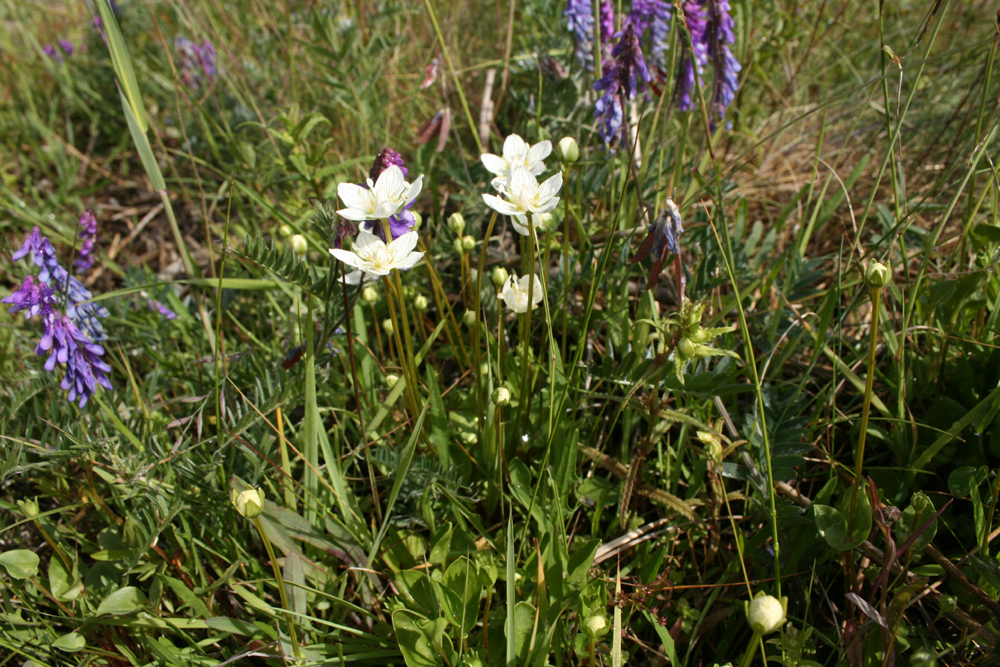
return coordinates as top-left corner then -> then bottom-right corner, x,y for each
599,0 -> 615,51
677,0 -> 709,112
147,299 -> 177,320
564,0 -> 595,67
75,210 -> 98,272
631,0 -> 672,69
368,147 -> 408,181
593,21 -> 651,149
3,276 -> 55,319
44,44 -> 62,62
706,0 -> 741,123
175,38 -> 218,88
59,39 -> 74,56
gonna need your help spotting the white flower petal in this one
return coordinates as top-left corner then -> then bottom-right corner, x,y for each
509,165 -> 536,194
393,250 -> 424,270
353,231 -> 382,252
490,176 -> 509,192
337,207 -> 374,222
539,172 -> 563,198
481,153 -> 508,176
371,201 -> 402,219
533,198 -> 560,214
341,269 -> 365,285
329,248 -> 361,267
483,193 -> 520,216
511,215 -> 531,236
374,165 -> 404,198
389,231 -> 420,257
405,174 -> 424,204
338,182 -> 372,210
526,141 -> 552,165
503,134 -> 528,160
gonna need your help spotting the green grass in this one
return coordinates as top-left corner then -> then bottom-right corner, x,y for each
2,0 -> 1000,665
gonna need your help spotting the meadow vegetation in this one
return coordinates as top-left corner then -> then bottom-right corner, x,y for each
2,0 -> 1000,665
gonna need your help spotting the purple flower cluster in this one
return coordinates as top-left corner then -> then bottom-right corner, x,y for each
75,210 -> 98,272
678,0 -> 741,122
593,21 -> 652,149
4,226 -> 112,407
175,38 -> 217,89
44,40 -> 75,63
148,299 -> 177,320
630,0 -> 672,69
564,0 -> 594,67
360,147 -> 417,241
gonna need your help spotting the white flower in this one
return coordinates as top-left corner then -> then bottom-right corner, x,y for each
329,230 -> 424,278
499,273 -> 544,313
511,211 -> 553,237
482,166 -> 562,235
337,165 -> 423,221
481,134 -> 552,190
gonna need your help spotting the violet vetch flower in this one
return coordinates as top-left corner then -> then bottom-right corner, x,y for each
175,38 -> 218,88
369,147 -> 408,180
677,0 -> 709,112
564,0 -> 594,67
599,0 -> 615,50
44,44 -> 62,62
593,21 -> 651,149
75,210 -> 98,272
147,299 -> 177,320
5,227 -> 112,406
59,39 -> 74,56
706,0 -> 741,123
630,0 -> 672,69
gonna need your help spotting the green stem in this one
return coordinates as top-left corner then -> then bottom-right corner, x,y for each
737,632 -> 764,667
252,516 -> 302,661
849,285 -> 882,527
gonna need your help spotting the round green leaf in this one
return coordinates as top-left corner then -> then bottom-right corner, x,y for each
96,586 -> 148,616
53,631 -> 86,652
0,549 -> 40,580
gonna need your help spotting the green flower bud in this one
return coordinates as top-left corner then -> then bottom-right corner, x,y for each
492,267 -> 509,288
746,594 -> 785,635
232,487 -> 265,519
386,374 -> 400,389
677,337 -> 696,359
448,212 -> 466,235
463,310 -> 477,327
278,224 -> 293,238
288,234 -> 308,255
584,613 -> 609,638
410,210 -> 423,231
453,237 -> 467,255
16,497 -> 39,519
362,286 -> 379,303
491,387 -> 511,406
462,235 -> 476,251
557,136 -> 579,164
382,318 -> 394,335
864,260 -> 891,289
414,295 -> 429,311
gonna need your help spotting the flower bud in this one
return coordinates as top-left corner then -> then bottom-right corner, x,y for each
462,235 -> 476,251
557,136 -> 579,164
278,224 -> 293,238
288,234 -> 308,255
453,237 -> 467,255
382,318 -> 394,335
746,594 -> 785,635
448,212 -> 466,235
864,260 -> 890,289
491,387 -> 511,407
584,613 -> 609,637
414,295 -> 429,311
16,497 -> 39,519
492,267 -> 509,288
410,210 -> 423,231
362,286 -> 379,303
677,337 -> 696,360
386,374 -> 399,389
463,310 -> 477,327
232,487 -> 265,519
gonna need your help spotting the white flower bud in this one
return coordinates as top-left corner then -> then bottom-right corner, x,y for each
463,310 -> 477,327
385,374 -> 399,388
556,136 -> 579,164
448,212 -> 466,235
491,387 -> 511,406
492,267 -> 509,288
747,595 -> 785,635
232,487 -> 265,519
414,295 -> 429,311
278,224 -> 293,238
410,210 -> 423,230
462,235 -> 476,251
288,234 -> 308,255
362,286 -> 379,303
453,237 -> 467,255
382,318 -> 394,335
864,260 -> 891,289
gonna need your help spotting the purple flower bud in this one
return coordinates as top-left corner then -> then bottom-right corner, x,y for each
59,39 -> 74,56
44,44 -> 62,63
75,210 -> 98,272
564,0 -> 595,68
175,37 -> 218,88
630,0 -> 672,69
369,147 -> 408,181
2,276 -> 56,319
147,299 -> 177,320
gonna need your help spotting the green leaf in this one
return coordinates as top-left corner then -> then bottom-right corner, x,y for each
96,0 -> 147,131
52,631 -> 86,652
392,609 -> 446,667
395,570 -> 440,619
439,557 -> 482,636
119,88 -> 165,192
509,601 -> 536,666
0,549 -> 39,579
814,491 -> 871,551
96,586 -> 148,616
49,557 -> 82,601
205,616 -> 260,636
